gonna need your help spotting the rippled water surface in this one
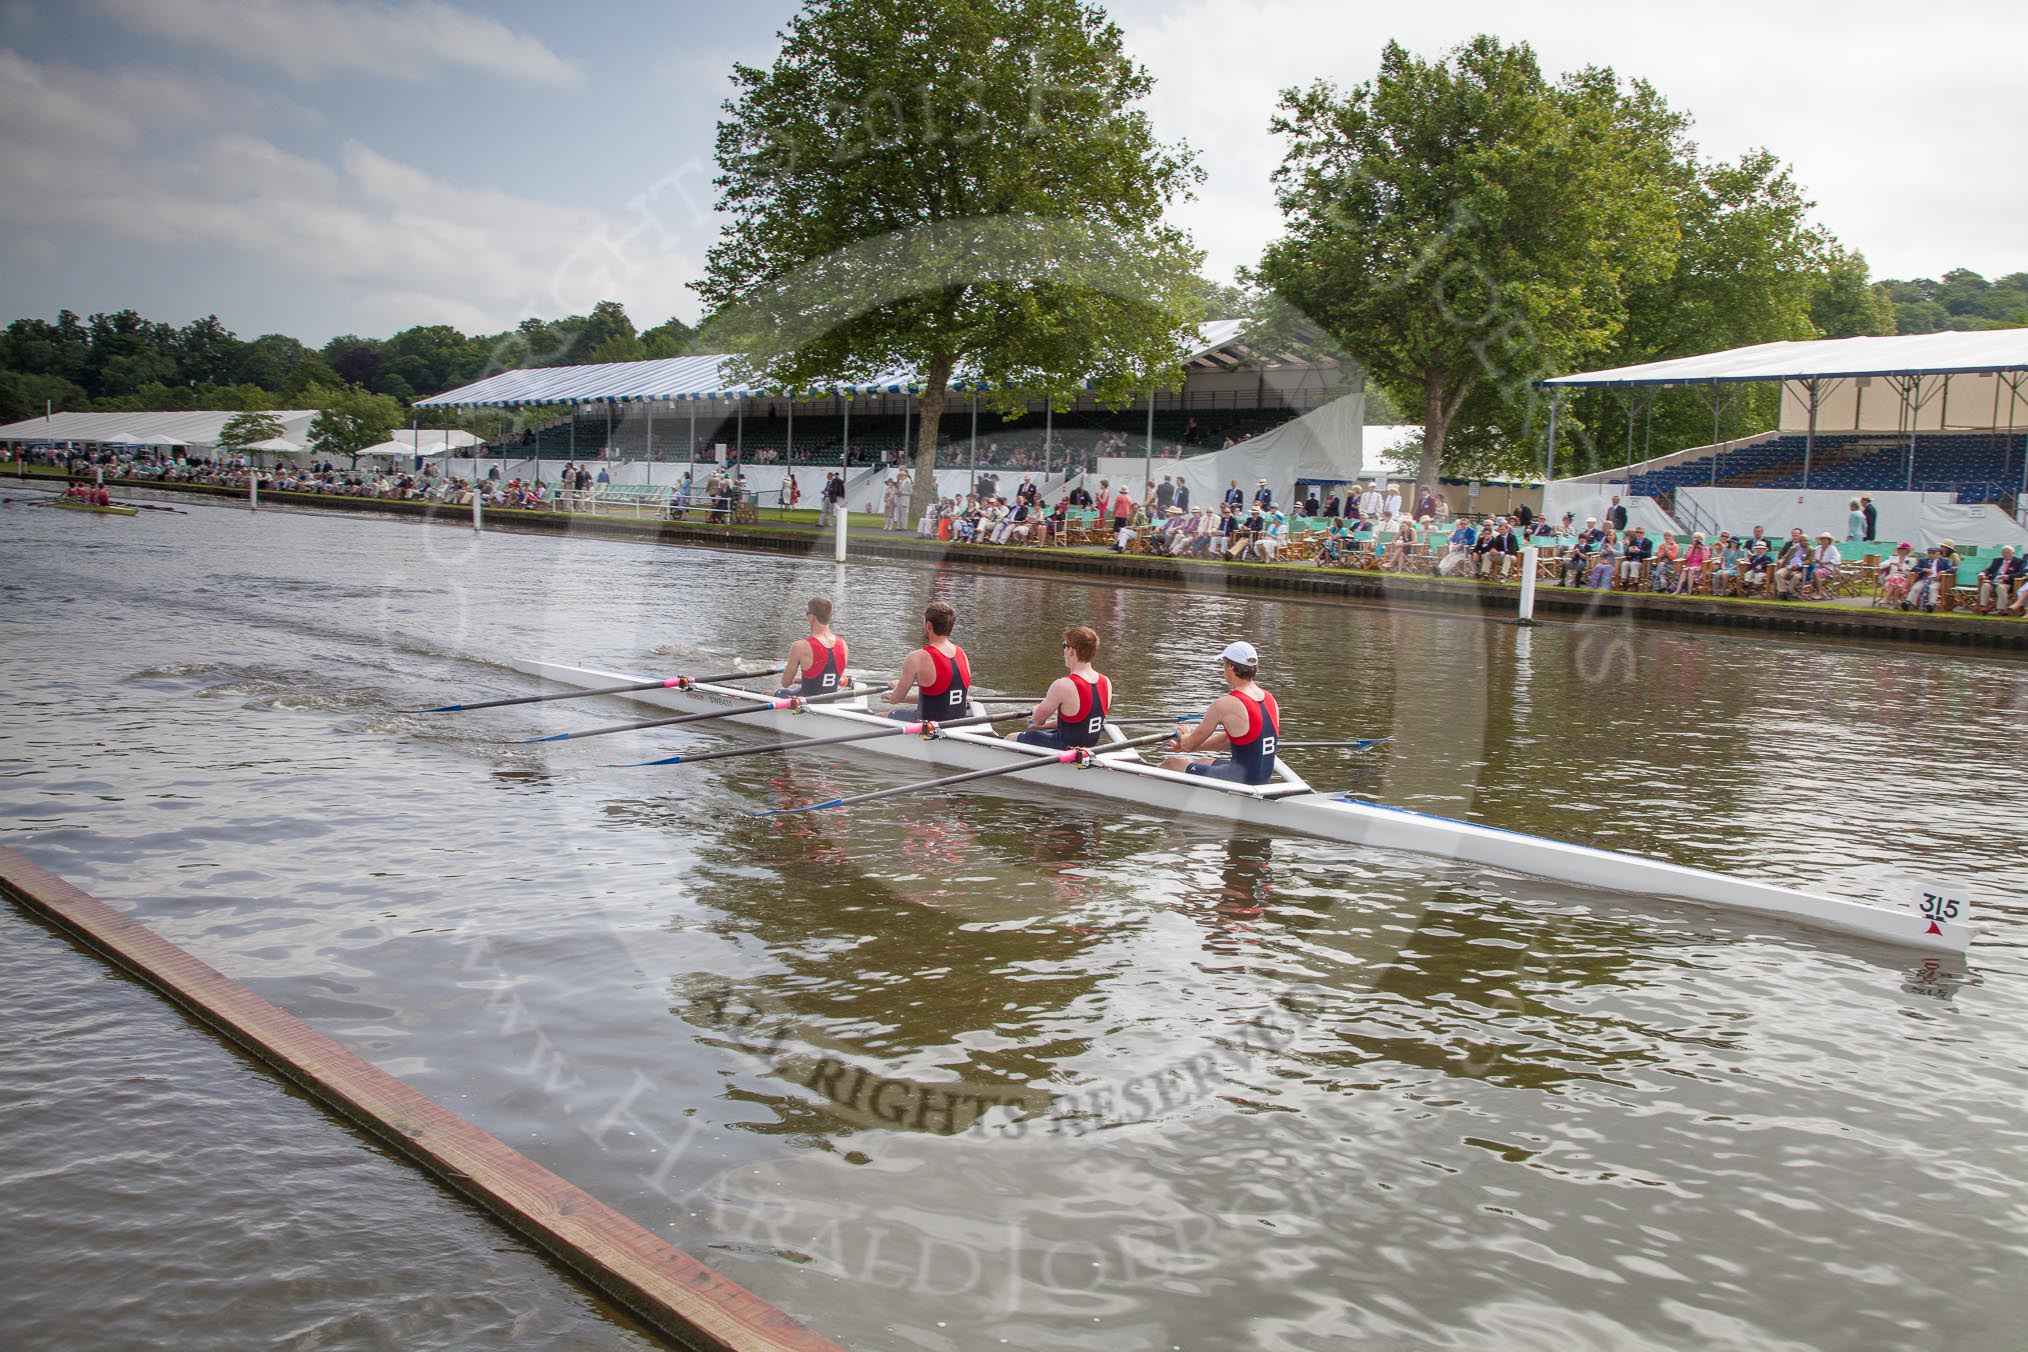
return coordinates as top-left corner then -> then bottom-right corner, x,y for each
4,494 -> 2026,1350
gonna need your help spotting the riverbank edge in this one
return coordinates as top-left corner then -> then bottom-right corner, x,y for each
0,845 -> 845,1352
99,478 -> 2028,653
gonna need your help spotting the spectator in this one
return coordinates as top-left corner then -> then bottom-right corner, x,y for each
1976,546 -> 2022,613
1906,545 -> 1948,612
1674,533 -> 1709,595
1587,532 -> 1619,589
1617,527 -> 1653,585
1607,495 -> 1628,531
1846,499 -> 1865,542
1775,529 -> 1812,599
1648,531 -> 1681,592
1877,543 -> 1916,608
1740,538 -> 1774,594
1807,531 -> 1843,600
1438,519 -> 1476,577
1861,495 -> 1877,542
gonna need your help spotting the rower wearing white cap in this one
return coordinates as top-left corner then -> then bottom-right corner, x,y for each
1160,641 -> 1281,785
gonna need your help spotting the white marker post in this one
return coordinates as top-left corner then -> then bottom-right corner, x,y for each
833,493 -> 848,562
472,482 -> 483,534
1517,545 -> 1538,625
249,469 -> 258,512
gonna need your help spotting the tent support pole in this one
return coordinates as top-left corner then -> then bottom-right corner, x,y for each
1143,387 -> 1154,488
970,392 -> 978,486
1803,378 -> 1819,491
1545,392 -> 1559,488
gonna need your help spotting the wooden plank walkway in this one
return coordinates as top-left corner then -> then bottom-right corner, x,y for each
0,844 -> 847,1352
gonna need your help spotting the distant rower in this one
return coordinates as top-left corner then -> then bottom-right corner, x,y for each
775,595 -> 848,697
885,600 -> 971,721
1008,625 -> 1110,749
1160,640 -> 1280,784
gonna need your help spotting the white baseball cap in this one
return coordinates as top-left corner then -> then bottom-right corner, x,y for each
1219,640 -> 1259,666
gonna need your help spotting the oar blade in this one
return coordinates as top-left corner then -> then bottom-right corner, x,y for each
752,798 -> 844,819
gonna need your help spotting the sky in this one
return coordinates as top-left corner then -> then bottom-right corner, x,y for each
0,0 -> 2021,347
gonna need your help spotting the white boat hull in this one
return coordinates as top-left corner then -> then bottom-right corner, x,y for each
506,659 -> 1972,954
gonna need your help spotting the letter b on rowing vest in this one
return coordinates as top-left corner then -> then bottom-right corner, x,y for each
1087,716 -> 1103,737
1259,734 -> 1276,760
944,690 -> 965,712
819,671 -> 837,690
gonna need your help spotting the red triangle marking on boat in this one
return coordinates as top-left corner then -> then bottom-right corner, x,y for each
1927,921 -> 1942,935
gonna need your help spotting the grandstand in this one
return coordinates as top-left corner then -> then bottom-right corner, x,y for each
1541,331 -> 2028,533
1625,431 -> 2026,505
417,320 -> 1356,473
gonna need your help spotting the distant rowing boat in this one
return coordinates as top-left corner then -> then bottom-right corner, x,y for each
509,658 -> 1973,954
47,499 -> 139,516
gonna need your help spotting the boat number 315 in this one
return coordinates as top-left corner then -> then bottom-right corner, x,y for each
1917,891 -> 1962,922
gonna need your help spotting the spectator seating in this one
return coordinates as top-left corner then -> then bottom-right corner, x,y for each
1630,431 -> 2026,505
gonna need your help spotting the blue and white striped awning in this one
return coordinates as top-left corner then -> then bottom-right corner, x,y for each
414,320 -> 1257,408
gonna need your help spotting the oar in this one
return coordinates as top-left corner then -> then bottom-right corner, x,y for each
754,732 -> 1173,817
402,668 -> 776,714
1273,738 -> 1392,752
612,711 -> 1022,767
516,684 -> 867,743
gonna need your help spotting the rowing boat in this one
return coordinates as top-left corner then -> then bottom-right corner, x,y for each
507,658 -> 1973,954
48,498 -> 139,516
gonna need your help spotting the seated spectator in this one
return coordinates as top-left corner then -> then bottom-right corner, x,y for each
1559,519 -> 1598,587
1976,546 -> 2022,614
1877,543 -> 1916,608
1740,539 -> 1774,593
1709,532 -> 1742,594
1256,510 -> 1289,562
1381,518 -> 1418,572
1476,518 -> 1521,582
1616,527 -> 1653,585
1437,520 -> 1476,577
1587,537 -> 1618,589
1906,546 -> 1948,612
1673,533 -> 1708,595
1774,529 -> 1812,599
1806,531 -> 1842,600
1649,532 -> 1682,593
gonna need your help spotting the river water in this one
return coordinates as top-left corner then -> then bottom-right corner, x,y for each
3,493 -> 2025,1351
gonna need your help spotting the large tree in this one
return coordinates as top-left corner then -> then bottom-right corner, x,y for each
696,0 -> 1204,522
308,386 -> 403,469
1255,36 -> 1681,488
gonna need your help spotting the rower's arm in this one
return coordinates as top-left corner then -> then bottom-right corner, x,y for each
885,651 -> 924,705
779,638 -> 811,687
1029,676 -> 1073,728
1170,698 -> 1236,756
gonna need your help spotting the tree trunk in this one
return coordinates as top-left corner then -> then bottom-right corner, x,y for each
1417,369 -> 1448,492
908,352 -> 955,526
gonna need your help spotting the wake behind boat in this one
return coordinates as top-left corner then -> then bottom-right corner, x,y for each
498,657 -> 1972,954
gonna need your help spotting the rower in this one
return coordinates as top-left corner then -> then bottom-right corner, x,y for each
1159,641 -> 1280,785
774,596 -> 849,697
884,600 -> 970,721
1007,625 -> 1110,748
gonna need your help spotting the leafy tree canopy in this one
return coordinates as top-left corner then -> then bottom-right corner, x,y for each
1256,36 -> 1682,487
695,0 -> 1205,518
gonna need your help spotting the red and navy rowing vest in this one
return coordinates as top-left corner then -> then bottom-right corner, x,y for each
1057,672 -> 1111,747
916,643 -> 971,720
1227,689 -> 1280,784
798,636 -> 845,696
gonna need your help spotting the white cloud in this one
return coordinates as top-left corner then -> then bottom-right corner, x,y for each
1117,0 -> 2028,284
85,0 -> 581,87
0,49 -> 699,338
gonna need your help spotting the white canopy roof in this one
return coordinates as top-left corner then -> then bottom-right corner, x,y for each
0,408 -> 317,445
414,321 -> 1256,409
1541,330 -> 2028,389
